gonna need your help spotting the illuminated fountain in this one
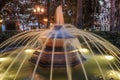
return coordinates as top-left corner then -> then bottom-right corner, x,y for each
29,24 -> 86,68
0,5 -> 120,80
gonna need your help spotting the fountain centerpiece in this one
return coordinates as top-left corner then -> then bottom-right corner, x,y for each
29,24 -> 86,68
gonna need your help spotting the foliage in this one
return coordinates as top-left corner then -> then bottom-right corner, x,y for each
0,0 -> 58,29
62,0 -> 100,28
0,31 -> 18,44
1,0 -> 33,22
82,0 -> 100,29
0,0 -> 13,10
93,31 -> 120,48
0,31 -> 120,49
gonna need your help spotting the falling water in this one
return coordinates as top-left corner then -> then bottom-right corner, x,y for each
62,29 -> 72,80
50,32 -> 57,80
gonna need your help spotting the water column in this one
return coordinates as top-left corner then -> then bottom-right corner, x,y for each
55,5 -> 64,24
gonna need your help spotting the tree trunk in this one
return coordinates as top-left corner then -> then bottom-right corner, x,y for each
118,0 -> 120,31
110,0 -> 116,31
47,0 -> 51,28
76,0 -> 83,29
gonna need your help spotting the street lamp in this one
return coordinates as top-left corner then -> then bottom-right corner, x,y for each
33,5 -> 45,29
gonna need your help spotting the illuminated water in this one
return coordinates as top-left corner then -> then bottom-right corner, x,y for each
0,24 -> 120,80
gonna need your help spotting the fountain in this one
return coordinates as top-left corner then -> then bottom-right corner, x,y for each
29,24 -> 86,68
0,5 -> 120,80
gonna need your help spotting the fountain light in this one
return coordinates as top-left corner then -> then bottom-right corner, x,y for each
105,55 -> 114,60
79,48 -> 89,54
107,70 -> 120,79
9,74 -> 15,78
0,58 -> 7,62
25,49 -> 35,53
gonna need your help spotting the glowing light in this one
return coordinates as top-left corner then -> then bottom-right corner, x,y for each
99,0 -> 104,5
25,49 -> 35,53
105,55 -> 114,60
0,20 -> 3,23
0,58 -> 7,61
33,9 -> 36,13
37,7 -> 40,12
9,74 -> 15,78
33,5 -> 45,14
50,23 -> 53,26
118,73 -> 120,78
43,18 -> 48,22
79,48 -> 89,54
40,8 -> 44,13
107,70 -> 120,79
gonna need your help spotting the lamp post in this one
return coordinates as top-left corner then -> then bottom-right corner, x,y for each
33,5 -> 45,29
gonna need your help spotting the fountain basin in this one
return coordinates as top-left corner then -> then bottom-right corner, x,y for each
29,50 -> 86,68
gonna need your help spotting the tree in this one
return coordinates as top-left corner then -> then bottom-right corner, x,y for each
115,0 -> 120,31
76,0 -> 83,28
110,0 -> 116,31
117,0 -> 120,31
83,0 -> 99,29
0,0 -> 13,10
0,0 -> 41,30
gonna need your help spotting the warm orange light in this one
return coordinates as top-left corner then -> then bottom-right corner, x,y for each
33,5 -> 45,14
0,19 -> 3,23
50,23 -> 53,26
33,9 -> 36,13
40,8 -> 44,13
37,7 -> 40,12
43,18 -> 48,22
